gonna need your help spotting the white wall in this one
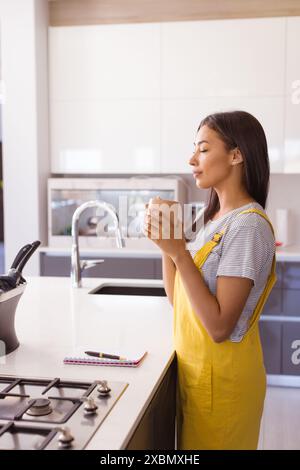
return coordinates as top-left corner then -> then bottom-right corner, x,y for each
0,0 -> 49,274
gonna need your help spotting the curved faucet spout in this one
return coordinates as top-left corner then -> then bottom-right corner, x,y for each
71,200 -> 125,288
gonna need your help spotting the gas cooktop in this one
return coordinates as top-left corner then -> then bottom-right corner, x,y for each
0,374 -> 128,450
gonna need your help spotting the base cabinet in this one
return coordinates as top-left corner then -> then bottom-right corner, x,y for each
125,357 -> 177,450
260,262 -> 300,376
259,321 -> 282,374
282,323 -> 300,375
40,253 -> 162,280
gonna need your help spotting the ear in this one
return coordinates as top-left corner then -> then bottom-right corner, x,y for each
230,147 -> 243,166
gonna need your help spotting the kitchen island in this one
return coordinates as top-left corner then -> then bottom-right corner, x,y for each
0,276 -> 176,450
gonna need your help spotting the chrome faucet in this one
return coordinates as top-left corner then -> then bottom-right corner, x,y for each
71,200 -> 125,288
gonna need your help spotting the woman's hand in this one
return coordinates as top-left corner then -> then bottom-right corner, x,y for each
143,196 -> 186,262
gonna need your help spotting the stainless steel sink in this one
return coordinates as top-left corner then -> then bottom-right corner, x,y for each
89,283 -> 166,296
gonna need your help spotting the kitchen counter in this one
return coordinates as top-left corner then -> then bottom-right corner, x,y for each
0,276 -> 175,450
39,245 -> 300,262
39,246 -> 162,258
275,245 -> 300,262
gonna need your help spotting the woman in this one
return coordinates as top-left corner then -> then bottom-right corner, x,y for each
144,110 -> 277,450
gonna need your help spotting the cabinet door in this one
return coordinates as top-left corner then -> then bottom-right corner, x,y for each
155,259 -> 163,280
40,254 -> 156,279
275,263 -> 283,288
282,323 -> 300,375
161,96 -> 285,173
282,262 -> 300,289
161,18 -> 285,99
259,321 -> 282,374
282,289 -> 300,317
284,17 -> 300,173
49,25 -> 160,102
281,263 -> 300,316
50,100 -> 161,174
125,357 -> 176,450
161,18 -> 285,173
49,24 -> 161,174
262,288 -> 282,316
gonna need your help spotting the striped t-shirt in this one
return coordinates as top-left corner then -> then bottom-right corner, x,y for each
186,201 -> 276,342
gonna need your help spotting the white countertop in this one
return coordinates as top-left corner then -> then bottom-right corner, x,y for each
39,246 -> 162,259
0,276 -> 174,450
39,245 -> 300,262
275,245 -> 300,262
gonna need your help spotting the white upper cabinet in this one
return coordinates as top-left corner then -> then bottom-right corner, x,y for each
161,96 -> 285,174
49,24 -> 160,100
49,17 -> 300,174
49,23 -> 161,173
160,18 -> 286,173
161,18 -> 285,99
284,17 -> 300,173
50,100 -> 161,174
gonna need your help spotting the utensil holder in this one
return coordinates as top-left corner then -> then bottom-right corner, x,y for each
0,283 -> 26,356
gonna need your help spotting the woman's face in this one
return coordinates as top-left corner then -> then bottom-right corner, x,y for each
189,125 -> 235,189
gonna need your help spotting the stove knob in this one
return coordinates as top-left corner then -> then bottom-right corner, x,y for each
57,427 -> 74,449
97,380 -> 111,396
82,397 -> 98,414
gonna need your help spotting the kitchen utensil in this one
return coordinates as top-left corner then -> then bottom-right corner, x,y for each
0,243 -> 35,293
16,240 -> 41,273
10,243 -> 32,269
0,277 -> 16,292
6,240 -> 41,288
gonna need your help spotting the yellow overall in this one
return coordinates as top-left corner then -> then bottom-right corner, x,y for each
173,208 -> 277,450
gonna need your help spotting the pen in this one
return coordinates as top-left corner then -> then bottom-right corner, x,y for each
84,350 -> 127,360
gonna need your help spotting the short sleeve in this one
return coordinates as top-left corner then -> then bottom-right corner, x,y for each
216,225 -> 274,287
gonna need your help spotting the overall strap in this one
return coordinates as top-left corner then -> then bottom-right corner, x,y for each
193,207 -> 276,279
236,208 -> 277,332
193,229 -> 227,269
192,206 -> 277,338
236,208 -> 276,278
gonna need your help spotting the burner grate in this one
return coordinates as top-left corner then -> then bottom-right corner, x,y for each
0,375 -> 129,450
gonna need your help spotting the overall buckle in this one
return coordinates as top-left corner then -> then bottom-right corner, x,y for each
211,233 -> 223,243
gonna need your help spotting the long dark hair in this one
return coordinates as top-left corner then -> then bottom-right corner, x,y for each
198,111 -> 270,224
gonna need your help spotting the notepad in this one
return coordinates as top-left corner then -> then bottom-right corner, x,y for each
63,348 -> 147,367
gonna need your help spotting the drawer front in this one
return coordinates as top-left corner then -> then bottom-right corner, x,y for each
274,262 -> 283,288
259,321 -> 282,374
282,289 -> 300,316
282,262 -> 300,289
155,259 -> 162,279
282,323 -> 300,375
40,254 -> 70,277
40,254 -> 156,279
262,288 -> 282,316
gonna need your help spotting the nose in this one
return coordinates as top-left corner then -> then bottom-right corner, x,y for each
188,149 -> 198,166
